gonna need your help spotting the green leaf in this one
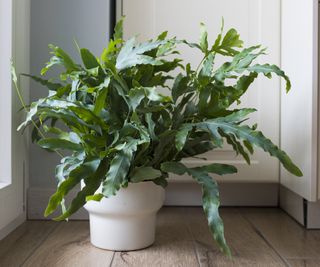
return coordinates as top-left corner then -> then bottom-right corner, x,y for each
86,193 -> 104,202
80,48 -> 100,69
161,161 -> 237,177
102,140 -> 138,197
54,159 -> 107,221
213,28 -> 243,56
69,106 -> 107,130
187,168 -> 231,257
199,22 -> 208,53
116,38 -> 164,70
94,77 -> 110,115
45,158 -> 100,217
113,17 -> 124,40
199,53 -> 215,84
175,124 -> 193,152
128,87 -> 146,111
145,113 -> 157,141
195,163 -> 237,175
221,132 -> 251,164
160,161 -> 231,256
22,74 -> 63,91
130,166 -> 162,183
17,98 -> 45,131
41,45 -> 80,75
129,87 -> 171,111
193,110 -> 302,176
151,130 -> 176,167
172,74 -> 189,102
161,162 -> 187,175
247,64 -> 291,92
38,138 -> 83,152
101,39 -> 122,64
153,177 -> 168,188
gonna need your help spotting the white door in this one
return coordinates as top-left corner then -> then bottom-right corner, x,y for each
0,0 -> 29,239
280,0 -> 319,202
118,0 -> 282,183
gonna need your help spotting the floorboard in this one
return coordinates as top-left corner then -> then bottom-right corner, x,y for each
243,208 -> 320,261
111,208 -> 199,267
1,207 -> 319,267
0,221 -> 57,267
22,221 -> 114,267
185,208 -> 287,267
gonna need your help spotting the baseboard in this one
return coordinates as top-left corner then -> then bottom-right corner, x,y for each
165,182 -> 279,206
27,187 -> 89,220
280,185 -> 320,228
0,213 -> 26,240
28,182 -> 279,220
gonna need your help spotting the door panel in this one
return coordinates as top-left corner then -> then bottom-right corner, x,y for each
119,0 -> 281,182
280,0 -> 318,201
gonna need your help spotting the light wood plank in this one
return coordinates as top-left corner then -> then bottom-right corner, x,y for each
0,221 -> 57,267
287,259 -> 320,267
185,208 -> 287,267
111,207 -> 199,267
4,208 -> 316,267
243,208 -> 320,259
22,221 -> 114,267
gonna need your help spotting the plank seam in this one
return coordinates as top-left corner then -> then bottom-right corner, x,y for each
20,223 -> 60,267
241,210 -> 291,267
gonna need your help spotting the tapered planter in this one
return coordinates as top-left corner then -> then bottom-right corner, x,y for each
83,181 -> 165,251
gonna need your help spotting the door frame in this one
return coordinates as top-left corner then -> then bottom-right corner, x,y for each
0,0 -> 30,239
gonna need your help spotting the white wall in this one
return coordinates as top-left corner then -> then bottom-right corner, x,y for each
29,0 -> 111,189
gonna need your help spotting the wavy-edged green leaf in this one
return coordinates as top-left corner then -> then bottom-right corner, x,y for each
17,98 -> 45,131
161,161 -> 187,175
38,138 -> 83,152
199,53 -> 215,85
80,48 -> 100,69
41,45 -> 80,75
145,113 -> 157,141
213,28 -> 243,56
102,140 -> 138,197
94,77 -> 110,115
160,161 -> 231,256
193,111 -> 302,176
199,22 -> 208,53
247,64 -> 291,92
113,16 -> 124,40
129,86 -> 171,111
54,158 -> 107,221
195,163 -> 237,175
221,132 -> 250,164
188,168 -> 231,257
175,124 -> 193,152
130,166 -> 162,183
116,38 -> 164,70
69,106 -> 108,130
172,74 -> 189,102
214,46 -> 264,82
45,158 -> 100,217
22,74 -> 63,91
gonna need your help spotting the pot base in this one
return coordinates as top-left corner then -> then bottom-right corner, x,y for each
83,181 -> 165,251
89,213 -> 157,251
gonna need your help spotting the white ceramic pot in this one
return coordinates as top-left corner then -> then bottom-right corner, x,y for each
83,181 -> 165,251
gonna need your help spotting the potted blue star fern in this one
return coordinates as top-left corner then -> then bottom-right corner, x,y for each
14,18 -> 302,255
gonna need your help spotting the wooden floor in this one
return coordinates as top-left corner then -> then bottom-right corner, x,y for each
0,208 -> 319,267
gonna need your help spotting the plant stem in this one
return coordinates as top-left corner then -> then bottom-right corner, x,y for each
11,62 -> 64,158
